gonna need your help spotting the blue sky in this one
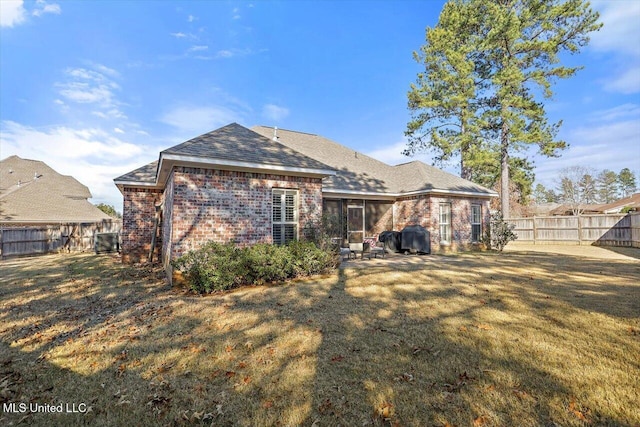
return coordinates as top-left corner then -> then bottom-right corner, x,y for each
1,0 -> 639,211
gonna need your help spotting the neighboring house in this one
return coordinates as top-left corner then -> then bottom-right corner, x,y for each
525,202 -> 562,217
115,123 -> 497,273
0,155 -> 111,224
597,193 -> 640,214
548,194 -> 640,216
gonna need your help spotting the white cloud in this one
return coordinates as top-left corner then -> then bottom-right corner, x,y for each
188,45 -> 208,52
170,32 -> 186,38
215,48 -> 254,59
590,103 -> 640,122
161,105 -> 242,134
32,0 -> 61,17
591,0 -> 640,56
187,14 -> 196,22
603,66 -> 640,94
533,104 -> 640,187
114,127 -> 124,134
0,121 -> 150,209
262,104 -> 290,122
0,0 -> 27,27
591,0 -> 640,94
58,81 -> 115,104
55,64 -> 126,119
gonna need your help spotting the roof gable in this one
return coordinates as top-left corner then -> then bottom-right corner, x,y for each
162,123 -> 332,171
116,124 -> 335,190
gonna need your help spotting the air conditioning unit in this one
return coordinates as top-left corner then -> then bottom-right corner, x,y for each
95,232 -> 120,254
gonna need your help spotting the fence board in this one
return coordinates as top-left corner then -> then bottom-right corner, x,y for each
0,220 -> 122,258
506,213 -> 640,247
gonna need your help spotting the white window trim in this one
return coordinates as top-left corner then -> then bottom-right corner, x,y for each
471,204 -> 482,243
439,202 -> 451,245
272,189 -> 299,244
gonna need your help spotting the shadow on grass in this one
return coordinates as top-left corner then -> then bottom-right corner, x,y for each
1,251 -> 638,426
596,245 -> 640,260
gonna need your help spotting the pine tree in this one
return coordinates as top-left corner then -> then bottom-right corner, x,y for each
406,0 -> 484,180
597,169 -> 619,203
406,0 -> 601,218
618,168 -> 637,197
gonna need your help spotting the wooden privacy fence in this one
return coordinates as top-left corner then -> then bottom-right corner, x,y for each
0,220 -> 122,258
506,213 -> 640,247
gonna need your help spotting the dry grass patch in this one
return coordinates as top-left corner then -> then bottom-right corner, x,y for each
0,248 -> 639,426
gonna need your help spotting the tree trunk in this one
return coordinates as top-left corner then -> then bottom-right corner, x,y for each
459,120 -> 472,181
500,119 -> 510,218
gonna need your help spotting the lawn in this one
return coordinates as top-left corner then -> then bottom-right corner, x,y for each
1,246 -> 639,426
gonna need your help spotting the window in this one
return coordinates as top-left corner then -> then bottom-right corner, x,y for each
439,202 -> 451,244
471,204 -> 482,242
272,189 -> 298,245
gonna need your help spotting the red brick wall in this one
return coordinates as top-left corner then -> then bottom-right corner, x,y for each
121,188 -> 163,263
168,167 -> 323,260
393,195 -> 491,252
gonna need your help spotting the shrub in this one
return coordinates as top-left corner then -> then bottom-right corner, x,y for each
171,242 -> 244,293
171,240 -> 338,294
243,243 -> 293,285
483,211 -> 518,252
287,240 -> 337,276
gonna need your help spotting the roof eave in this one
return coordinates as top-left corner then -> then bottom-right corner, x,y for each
323,187 -> 498,199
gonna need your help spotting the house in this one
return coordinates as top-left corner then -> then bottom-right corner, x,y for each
597,193 -> 640,214
1,155 -> 111,224
547,193 -> 640,216
114,123 -> 497,273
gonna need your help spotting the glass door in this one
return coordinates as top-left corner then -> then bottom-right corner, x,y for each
347,205 -> 364,243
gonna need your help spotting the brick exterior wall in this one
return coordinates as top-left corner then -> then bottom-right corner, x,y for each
393,195 -> 491,252
121,188 -> 163,263
166,167 -> 323,260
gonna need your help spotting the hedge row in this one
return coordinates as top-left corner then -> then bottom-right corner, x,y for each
171,241 -> 339,293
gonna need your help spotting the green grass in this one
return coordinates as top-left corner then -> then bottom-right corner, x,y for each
0,247 -> 639,426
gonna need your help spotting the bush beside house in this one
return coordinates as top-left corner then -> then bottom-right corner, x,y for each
171,241 -> 338,293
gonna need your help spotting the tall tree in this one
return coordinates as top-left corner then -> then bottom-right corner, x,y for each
406,0 -> 601,218
479,0 -> 601,218
618,168 -> 637,197
579,173 -> 598,204
597,169 -> 619,203
557,166 -> 596,215
532,183 -> 557,203
95,203 -> 122,219
405,0 -> 484,180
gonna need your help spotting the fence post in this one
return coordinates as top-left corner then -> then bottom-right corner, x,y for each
577,215 -> 582,245
533,216 -> 538,245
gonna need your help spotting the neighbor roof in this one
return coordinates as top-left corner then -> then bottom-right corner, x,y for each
252,126 -> 496,197
1,155 -> 111,223
598,193 -> 640,213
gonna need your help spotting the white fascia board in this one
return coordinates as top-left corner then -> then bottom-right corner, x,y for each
323,188 -> 496,199
113,180 -> 159,187
322,189 -> 396,201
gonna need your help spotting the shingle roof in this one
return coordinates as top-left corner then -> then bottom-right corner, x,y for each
251,126 -> 495,196
114,160 -> 158,184
116,124 -> 335,189
1,156 -> 112,223
162,123 -> 332,171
